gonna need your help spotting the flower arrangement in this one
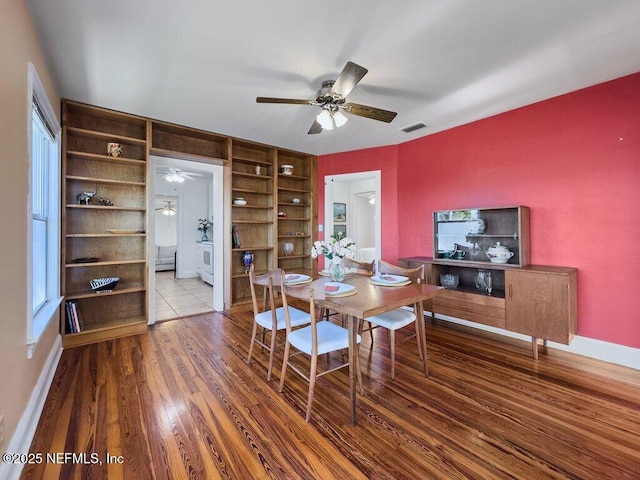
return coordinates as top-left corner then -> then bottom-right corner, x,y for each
311,232 -> 356,261
197,218 -> 211,233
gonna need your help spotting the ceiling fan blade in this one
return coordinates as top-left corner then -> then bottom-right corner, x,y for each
308,120 -> 323,135
181,172 -> 204,177
344,102 -> 397,123
256,97 -> 311,105
330,61 -> 368,98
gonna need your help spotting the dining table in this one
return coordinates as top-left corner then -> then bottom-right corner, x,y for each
315,274 -> 443,426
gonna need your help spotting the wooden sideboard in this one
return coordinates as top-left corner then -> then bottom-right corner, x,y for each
399,259 -> 577,359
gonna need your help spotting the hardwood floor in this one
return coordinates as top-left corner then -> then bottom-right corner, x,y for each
22,310 -> 640,480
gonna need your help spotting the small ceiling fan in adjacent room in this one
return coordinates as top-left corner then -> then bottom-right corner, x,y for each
256,61 -> 398,134
160,167 -> 204,183
156,201 -> 177,216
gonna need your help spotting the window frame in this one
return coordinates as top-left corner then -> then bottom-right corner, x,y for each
27,63 -> 62,358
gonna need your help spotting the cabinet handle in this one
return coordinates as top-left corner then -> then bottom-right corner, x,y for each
508,284 -> 513,299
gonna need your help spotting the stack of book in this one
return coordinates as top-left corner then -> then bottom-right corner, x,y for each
65,300 -> 84,333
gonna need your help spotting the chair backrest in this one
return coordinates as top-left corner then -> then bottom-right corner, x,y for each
248,264 -> 283,319
343,257 -> 374,275
280,271 -> 325,348
378,260 -> 424,284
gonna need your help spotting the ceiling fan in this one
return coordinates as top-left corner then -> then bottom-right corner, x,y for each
257,61 -> 398,134
156,201 -> 177,216
160,167 -> 204,183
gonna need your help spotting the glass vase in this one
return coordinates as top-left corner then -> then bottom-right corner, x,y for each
202,231 -> 209,242
328,257 -> 346,282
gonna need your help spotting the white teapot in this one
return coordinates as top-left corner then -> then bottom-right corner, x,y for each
485,242 -> 514,264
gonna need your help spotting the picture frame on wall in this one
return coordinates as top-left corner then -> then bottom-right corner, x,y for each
334,224 -> 347,238
333,202 -> 346,222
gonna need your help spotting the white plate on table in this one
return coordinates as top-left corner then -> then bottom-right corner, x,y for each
369,274 -> 410,286
284,273 -> 312,285
324,282 -> 356,296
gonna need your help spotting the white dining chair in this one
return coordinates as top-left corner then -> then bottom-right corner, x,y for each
364,261 -> 426,379
278,271 -> 364,422
246,265 -> 311,381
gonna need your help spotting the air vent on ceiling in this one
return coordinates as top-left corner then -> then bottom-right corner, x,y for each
400,122 -> 428,133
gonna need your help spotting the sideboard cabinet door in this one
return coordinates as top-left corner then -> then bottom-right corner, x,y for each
505,266 -> 577,346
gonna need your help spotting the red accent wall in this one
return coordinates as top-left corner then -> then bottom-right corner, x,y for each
319,72 -> 640,349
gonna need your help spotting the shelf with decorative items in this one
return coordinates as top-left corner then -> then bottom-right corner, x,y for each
276,151 -> 317,277
228,141 -> 277,307
61,100 -> 148,347
433,206 -> 530,268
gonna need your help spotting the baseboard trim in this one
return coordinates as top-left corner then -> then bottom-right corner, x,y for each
0,334 -> 62,480
431,312 -> 640,370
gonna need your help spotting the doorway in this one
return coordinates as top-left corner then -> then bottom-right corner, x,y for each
148,156 -> 224,324
324,171 -> 381,262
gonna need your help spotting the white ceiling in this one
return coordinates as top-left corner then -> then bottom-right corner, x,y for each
27,0 -> 640,156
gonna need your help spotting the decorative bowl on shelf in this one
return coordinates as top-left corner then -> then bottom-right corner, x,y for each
90,277 -> 119,293
485,242 -> 514,263
440,273 -> 459,289
291,197 -> 301,204
233,198 -> 247,206
438,250 -> 453,259
72,257 -> 100,263
280,164 -> 293,175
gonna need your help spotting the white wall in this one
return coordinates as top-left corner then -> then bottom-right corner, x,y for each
354,195 -> 375,248
155,207 -> 178,246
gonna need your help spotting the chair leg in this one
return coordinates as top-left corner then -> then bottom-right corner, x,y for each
266,328 -> 278,382
389,329 -> 396,380
260,327 -> 266,353
246,321 -> 258,364
305,353 -> 318,422
278,341 -> 291,393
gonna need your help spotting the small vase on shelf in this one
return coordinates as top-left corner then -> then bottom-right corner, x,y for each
283,242 -> 294,256
202,231 -> 209,242
243,251 -> 254,273
328,257 -> 346,282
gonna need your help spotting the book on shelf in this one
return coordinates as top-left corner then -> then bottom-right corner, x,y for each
65,300 -> 83,333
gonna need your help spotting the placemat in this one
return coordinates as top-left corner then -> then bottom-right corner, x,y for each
285,278 -> 313,285
325,287 -> 358,298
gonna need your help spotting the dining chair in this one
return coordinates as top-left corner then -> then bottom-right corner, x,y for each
364,260 -> 426,379
246,264 -> 311,382
278,272 -> 364,422
344,257 -> 375,275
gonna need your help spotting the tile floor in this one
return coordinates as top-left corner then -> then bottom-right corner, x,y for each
155,270 -> 214,321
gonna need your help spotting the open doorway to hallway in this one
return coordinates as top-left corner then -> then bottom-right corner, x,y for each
149,156 -> 224,323
324,171 -> 381,262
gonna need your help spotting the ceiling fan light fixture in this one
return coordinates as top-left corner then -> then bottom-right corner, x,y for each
162,207 -> 176,216
316,109 -> 334,130
165,173 -> 185,183
333,110 -> 348,128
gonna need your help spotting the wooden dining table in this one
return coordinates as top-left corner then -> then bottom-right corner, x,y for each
316,274 -> 443,426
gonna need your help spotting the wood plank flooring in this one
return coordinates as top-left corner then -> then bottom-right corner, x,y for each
21,310 -> 640,479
